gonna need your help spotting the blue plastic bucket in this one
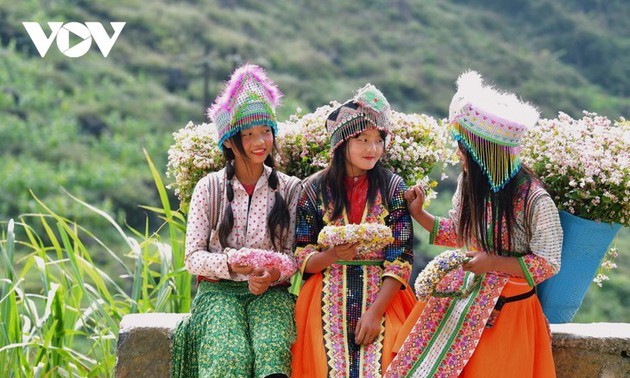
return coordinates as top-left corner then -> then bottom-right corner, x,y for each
537,211 -> 621,323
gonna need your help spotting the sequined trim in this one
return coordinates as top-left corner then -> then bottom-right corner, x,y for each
322,264 -> 386,377
322,265 -> 350,376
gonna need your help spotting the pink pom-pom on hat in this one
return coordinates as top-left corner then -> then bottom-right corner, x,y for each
208,64 -> 283,150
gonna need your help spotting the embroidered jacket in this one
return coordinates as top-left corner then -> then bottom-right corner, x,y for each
295,171 -> 414,285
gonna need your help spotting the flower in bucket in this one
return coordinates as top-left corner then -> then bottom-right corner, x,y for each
521,112 -> 629,283
521,111 -> 629,227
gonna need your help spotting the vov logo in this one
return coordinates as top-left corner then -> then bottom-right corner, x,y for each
22,22 -> 126,58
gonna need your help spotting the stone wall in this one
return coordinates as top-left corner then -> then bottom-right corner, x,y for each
115,314 -> 630,377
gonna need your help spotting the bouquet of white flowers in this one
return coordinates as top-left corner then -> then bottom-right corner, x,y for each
317,223 -> 394,254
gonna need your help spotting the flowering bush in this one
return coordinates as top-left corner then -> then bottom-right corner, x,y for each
166,121 -> 225,212
167,106 -> 457,212
277,104 -> 458,202
521,111 -> 629,227
276,105 -> 334,180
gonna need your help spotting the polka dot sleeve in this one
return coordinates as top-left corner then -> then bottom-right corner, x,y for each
184,175 -> 231,280
274,174 -> 301,282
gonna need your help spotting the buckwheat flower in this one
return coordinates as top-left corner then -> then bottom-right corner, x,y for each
318,223 -> 394,254
414,249 -> 468,300
593,274 -> 609,288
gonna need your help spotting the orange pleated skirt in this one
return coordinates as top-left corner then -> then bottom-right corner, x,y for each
292,272 -> 417,377
392,279 -> 556,378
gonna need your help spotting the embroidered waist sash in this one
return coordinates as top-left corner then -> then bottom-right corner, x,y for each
336,260 -> 385,266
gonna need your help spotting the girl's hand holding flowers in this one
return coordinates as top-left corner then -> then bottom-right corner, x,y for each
229,262 -> 253,276
318,224 -> 394,254
331,242 -> 359,261
404,185 -> 426,218
226,247 -> 295,282
462,251 -> 494,275
248,267 -> 280,295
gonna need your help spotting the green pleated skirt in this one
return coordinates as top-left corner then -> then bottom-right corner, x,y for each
171,280 -> 296,378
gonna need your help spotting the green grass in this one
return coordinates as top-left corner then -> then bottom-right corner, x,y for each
0,153 -> 191,377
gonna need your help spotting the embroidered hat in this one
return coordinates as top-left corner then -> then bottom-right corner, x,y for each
326,83 -> 391,152
208,64 -> 283,150
449,71 -> 540,192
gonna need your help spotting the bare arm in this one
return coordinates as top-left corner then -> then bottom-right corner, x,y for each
404,186 -> 435,232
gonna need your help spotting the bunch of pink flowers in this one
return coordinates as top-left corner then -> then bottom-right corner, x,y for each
226,247 -> 296,278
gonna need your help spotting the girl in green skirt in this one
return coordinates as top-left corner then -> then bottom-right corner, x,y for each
171,64 -> 302,378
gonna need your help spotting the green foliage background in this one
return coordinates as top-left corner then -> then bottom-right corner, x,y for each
1,0 -> 628,326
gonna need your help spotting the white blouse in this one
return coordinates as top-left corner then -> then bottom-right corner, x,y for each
184,165 -> 302,283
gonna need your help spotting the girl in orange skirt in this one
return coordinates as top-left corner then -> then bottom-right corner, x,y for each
291,84 -> 417,377
386,71 -> 562,377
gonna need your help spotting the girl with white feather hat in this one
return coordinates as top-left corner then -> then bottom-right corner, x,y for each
386,71 -> 562,378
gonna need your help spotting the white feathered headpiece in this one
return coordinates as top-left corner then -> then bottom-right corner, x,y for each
448,71 -> 540,191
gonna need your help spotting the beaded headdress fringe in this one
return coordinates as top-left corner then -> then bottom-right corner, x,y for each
449,70 -> 539,190
327,84 -> 392,153
330,115 -> 382,151
452,122 -> 521,192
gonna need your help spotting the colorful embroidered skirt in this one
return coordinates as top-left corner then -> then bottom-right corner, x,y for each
171,280 -> 296,378
389,278 -> 555,377
291,265 -> 416,378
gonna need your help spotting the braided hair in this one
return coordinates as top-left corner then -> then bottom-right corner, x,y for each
217,131 -> 290,251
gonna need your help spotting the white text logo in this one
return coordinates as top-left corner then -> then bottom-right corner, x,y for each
22,22 -> 126,58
